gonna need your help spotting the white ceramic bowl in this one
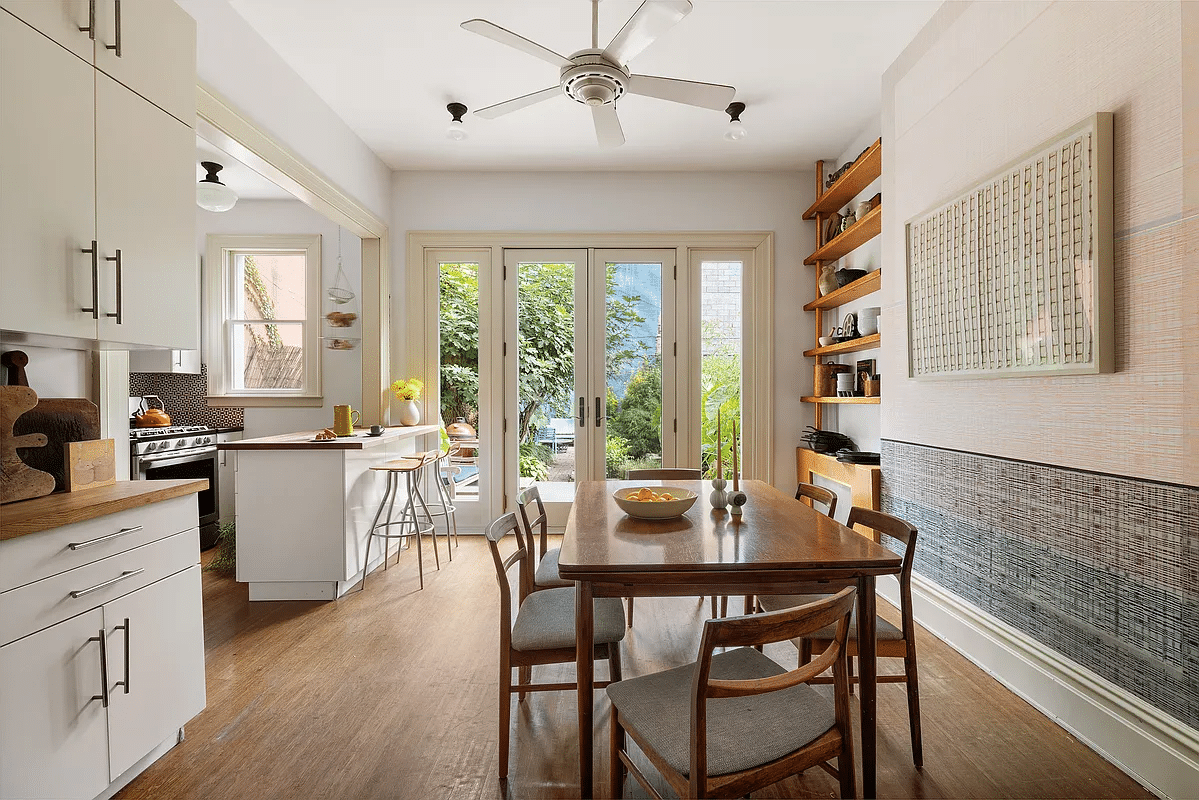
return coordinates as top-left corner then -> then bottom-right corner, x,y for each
818,336 -> 835,347
612,486 -> 698,520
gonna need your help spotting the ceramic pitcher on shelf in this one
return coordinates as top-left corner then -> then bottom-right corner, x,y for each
333,404 -> 360,436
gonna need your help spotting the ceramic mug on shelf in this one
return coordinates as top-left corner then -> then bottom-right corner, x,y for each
333,404 -> 360,436
858,306 -> 881,336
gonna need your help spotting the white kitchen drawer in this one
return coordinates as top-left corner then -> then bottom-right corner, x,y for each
0,494 -> 196,593
0,528 -> 198,646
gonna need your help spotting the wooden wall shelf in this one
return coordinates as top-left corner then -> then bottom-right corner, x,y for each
802,138 -> 883,220
804,204 -> 882,265
803,333 -> 881,358
803,269 -> 881,311
800,396 -> 881,405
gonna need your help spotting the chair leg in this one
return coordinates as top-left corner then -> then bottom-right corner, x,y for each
626,597 -> 634,627
383,473 -> 400,569
412,472 -> 440,570
360,472 -> 395,589
847,655 -> 854,695
608,642 -> 622,683
799,638 -> 812,665
609,707 -> 626,799
719,595 -> 728,618
838,732 -> 858,799
904,644 -> 924,767
498,657 -> 512,779
710,596 -> 717,618
517,665 -> 531,703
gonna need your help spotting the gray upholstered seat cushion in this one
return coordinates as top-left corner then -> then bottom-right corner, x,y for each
534,546 -> 572,588
511,587 -> 626,651
606,647 -> 836,778
757,594 -> 903,641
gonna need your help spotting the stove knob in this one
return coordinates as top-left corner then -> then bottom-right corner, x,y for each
175,439 -> 189,448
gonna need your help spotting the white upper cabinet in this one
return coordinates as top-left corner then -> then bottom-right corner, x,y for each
0,10 -> 98,341
94,0 -> 196,125
0,0 -> 95,63
0,3 -> 197,350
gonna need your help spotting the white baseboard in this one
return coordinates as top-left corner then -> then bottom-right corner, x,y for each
877,576 -> 1199,800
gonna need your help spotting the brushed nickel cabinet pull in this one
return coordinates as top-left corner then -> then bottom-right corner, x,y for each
105,249 -> 122,323
104,0 -> 121,56
78,0 -> 96,38
81,241 -> 98,319
114,618 -> 130,694
89,630 -> 110,707
70,568 -> 144,599
68,525 -> 142,550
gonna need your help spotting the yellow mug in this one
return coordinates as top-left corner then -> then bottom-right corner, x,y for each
333,405 -> 360,436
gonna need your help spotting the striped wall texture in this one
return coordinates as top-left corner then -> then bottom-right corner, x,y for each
881,439 -> 1199,729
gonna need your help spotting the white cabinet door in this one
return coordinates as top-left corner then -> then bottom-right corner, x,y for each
94,0 -> 194,125
0,10 -> 98,340
0,0 -> 96,63
104,565 -> 205,780
95,72 -> 198,349
0,609 -> 110,800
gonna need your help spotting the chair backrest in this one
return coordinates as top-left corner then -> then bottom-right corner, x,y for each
516,484 -> 550,563
689,587 -> 858,789
846,506 -> 918,636
795,481 -> 837,517
484,513 -> 532,643
625,468 -> 702,480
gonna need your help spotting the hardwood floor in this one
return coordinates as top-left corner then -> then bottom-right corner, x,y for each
116,537 -> 1153,800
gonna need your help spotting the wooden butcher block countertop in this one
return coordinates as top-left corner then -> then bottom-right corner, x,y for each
218,424 -> 439,450
0,479 -> 208,541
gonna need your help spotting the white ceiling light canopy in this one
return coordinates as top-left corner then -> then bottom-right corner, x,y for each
724,102 -> 747,142
446,102 -> 468,141
196,161 -> 238,212
461,0 -> 735,148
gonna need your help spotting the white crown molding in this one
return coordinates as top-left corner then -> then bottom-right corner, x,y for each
879,575 -> 1199,800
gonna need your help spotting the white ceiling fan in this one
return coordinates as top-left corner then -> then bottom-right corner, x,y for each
461,0 -> 736,148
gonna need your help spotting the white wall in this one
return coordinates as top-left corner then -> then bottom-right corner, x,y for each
176,0 -> 392,222
391,170 -> 813,488
0,344 -> 90,398
198,200 -> 362,438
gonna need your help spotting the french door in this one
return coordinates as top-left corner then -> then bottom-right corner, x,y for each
504,249 -> 678,523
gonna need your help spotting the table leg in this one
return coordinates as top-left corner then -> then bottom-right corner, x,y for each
576,579 -> 594,798
858,574 -> 878,798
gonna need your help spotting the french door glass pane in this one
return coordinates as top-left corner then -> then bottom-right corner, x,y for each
700,260 -> 742,478
439,262 -> 481,504
233,322 -> 304,390
516,261 -> 577,486
605,261 -> 663,477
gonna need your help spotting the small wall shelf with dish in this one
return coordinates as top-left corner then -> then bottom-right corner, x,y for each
800,396 -> 882,405
804,269 -> 881,311
803,333 -> 881,358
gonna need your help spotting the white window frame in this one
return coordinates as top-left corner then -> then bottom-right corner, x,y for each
204,234 -> 323,406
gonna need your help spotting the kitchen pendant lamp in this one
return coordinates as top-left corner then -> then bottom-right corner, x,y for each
446,102 -> 468,141
196,161 -> 238,212
724,102 -> 747,142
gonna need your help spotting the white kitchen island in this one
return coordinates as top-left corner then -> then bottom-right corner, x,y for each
218,424 -> 440,600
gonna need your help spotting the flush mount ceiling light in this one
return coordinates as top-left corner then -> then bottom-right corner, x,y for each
724,102 -> 747,142
196,161 -> 238,212
446,102 -> 468,141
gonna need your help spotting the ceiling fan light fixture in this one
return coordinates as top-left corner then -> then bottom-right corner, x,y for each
196,161 -> 238,212
446,102 -> 469,141
724,102 -> 747,142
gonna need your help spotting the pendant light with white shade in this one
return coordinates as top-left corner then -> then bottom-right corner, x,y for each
196,161 -> 238,212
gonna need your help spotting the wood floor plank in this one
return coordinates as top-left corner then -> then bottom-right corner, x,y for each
114,537 -> 1154,800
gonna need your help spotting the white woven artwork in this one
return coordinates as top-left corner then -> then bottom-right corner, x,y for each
906,114 -> 1113,378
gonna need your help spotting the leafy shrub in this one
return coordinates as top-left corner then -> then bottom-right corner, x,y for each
605,435 -> 632,478
519,440 -> 551,481
608,361 -> 662,459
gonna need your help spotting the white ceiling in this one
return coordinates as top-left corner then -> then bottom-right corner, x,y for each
226,0 -> 940,172
196,134 -> 295,200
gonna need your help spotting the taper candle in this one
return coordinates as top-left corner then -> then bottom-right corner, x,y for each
732,419 -> 739,491
715,408 -> 722,478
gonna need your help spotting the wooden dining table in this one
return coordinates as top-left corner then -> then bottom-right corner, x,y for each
557,479 -> 903,798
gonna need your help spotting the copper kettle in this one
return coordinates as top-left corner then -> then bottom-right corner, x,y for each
133,395 -> 171,428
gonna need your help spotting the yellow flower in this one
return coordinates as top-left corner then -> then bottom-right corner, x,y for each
390,378 -> 424,400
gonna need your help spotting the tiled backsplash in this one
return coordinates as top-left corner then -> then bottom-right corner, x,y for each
881,439 -> 1199,729
130,364 -> 243,428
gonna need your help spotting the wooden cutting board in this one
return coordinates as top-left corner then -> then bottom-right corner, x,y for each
13,398 -> 102,493
1,386 -> 56,504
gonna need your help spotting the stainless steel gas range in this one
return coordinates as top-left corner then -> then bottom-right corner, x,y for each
130,425 -> 220,548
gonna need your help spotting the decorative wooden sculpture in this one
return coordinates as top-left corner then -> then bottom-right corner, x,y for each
1,385 -> 55,504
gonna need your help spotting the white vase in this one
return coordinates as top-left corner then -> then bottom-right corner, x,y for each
398,399 -> 421,426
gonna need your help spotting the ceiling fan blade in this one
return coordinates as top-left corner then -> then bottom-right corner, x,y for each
461,19 -> 572,68
591,104 -> 625,148
627,74 -> 735,111
475,87 -> 562,119
603,0 -> 692,65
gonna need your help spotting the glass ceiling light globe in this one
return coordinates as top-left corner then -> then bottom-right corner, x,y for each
196,161 -> 238,212
724,121 -> 748,142
446,120 -> 468,141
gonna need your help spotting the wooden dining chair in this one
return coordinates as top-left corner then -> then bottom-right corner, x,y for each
795,480 -> 837,517
758,506 -> 923,767
516,484 -> 570,590
621,468 -> 711,625
607,587 -> 859,799
484,512 -> 626,780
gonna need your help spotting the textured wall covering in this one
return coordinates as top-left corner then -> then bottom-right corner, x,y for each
130,364 -> 244,428
882,439 -> 1199,729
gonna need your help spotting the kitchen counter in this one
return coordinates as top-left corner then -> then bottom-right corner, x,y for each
0,479 -> 209,541
218,424 -> 439,451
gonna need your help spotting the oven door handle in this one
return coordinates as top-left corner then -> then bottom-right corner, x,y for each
136,450 -> 218,473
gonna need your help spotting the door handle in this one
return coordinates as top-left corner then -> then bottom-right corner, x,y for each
114,618 -> 130,694
105,249 -> 123,323
81,241 -> 98,319
104,0 -> 122,56
89,630 -> 110,707
595,396 -> 603,428
577,396 -> 586,427
78,0 -> 96,39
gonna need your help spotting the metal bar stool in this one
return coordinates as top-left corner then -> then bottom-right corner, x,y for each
362,454 -> 439,589
422,444 -> 460,559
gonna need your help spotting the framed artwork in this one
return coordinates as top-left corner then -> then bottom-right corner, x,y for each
905,113 -> 1114,379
